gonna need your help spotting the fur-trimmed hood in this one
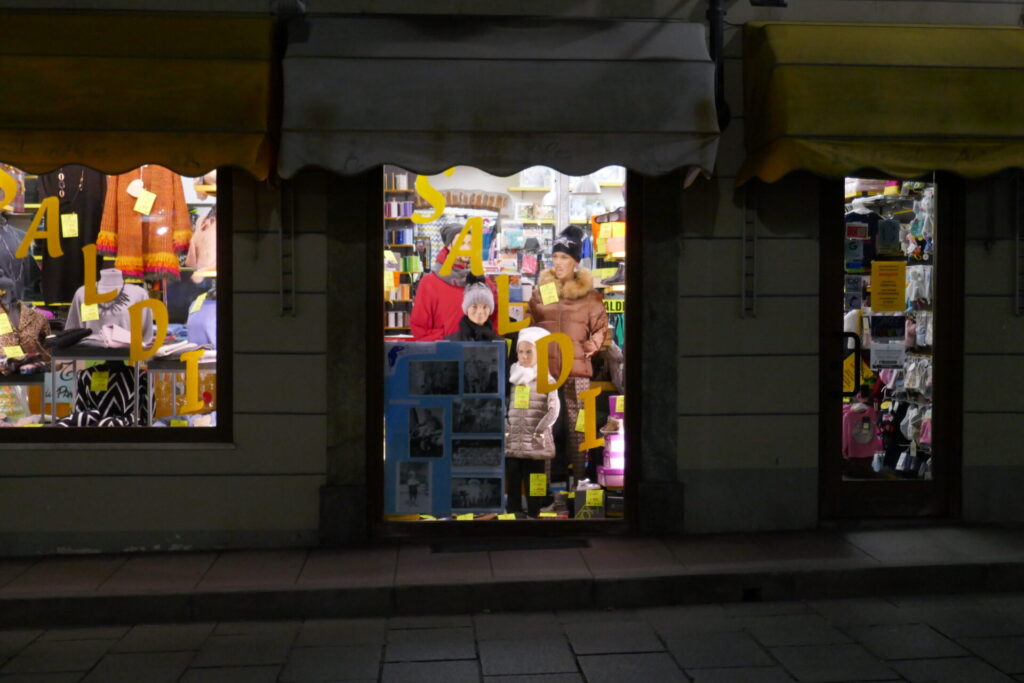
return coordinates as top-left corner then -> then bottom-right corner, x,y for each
536,268 -> 594,300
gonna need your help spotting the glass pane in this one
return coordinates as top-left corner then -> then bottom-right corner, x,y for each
0,163 -> 218,427
841,177 -> 934,480
383,165 -> 627,521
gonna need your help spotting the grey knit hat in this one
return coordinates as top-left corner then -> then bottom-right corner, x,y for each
462,282 -> 494,314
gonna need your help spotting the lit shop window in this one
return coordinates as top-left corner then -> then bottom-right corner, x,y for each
383,166 -> 627,521
0,164 -> 218,428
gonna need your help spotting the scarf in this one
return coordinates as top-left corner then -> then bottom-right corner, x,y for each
457,316 -> 500,342
509,362 -> 536,386
431,247 -> 470,287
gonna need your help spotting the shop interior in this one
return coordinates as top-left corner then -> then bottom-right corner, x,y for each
841,176 -> 936,481
383,165 -> 627,521
0,163 -> 218,428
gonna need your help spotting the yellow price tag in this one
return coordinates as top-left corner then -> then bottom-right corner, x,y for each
498,513 -> 516,520
90,371 -> 109,392
513,385 -> 530,409
615,396 -> 625,414
539,282 -> 559,305
133,189 -> 157,215
171,419 -> 189,427
3,345 -> 24,358
586,489 -> 604,507
539,512 -> 557,518
0,313 -> 12,335
529,472 -> 547,497
189,293 -> 208,314
60,213 -> 79,238
575,409 -> 586,432
456,513 -> 474,521
23,423 -> 44,427
80,303 -> 99,322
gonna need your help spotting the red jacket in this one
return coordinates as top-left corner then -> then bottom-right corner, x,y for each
410,250 -> 498,341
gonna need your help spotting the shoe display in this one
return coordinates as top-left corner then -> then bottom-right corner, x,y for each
603,262 -> 626,285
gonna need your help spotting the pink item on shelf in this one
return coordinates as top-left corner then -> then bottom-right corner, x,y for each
604,433 -> 625,470
842,403 -> 881,460
597,465 -> 624,488
608,395 -> 624,418
919,417 -> 932,445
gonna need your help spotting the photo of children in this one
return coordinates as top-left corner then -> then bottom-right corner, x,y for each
396,461 -> 431,514
409,406 -> 445,458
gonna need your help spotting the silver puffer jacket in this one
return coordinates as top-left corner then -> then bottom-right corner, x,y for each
505,378 -> 560,460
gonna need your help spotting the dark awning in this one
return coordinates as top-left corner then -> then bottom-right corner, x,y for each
739,22 -> 1024,185
0,12 -> 275,179
279,16 -> 719,178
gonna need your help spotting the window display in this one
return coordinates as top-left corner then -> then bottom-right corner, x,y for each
0,164 -> 219,428
383,165 -> 627,521
841,177 -> 935,480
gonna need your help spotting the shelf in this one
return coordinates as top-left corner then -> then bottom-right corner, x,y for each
385,217 -> 413,221
384,327 -> 411,330
385,189 -> 414,194
516,219 -> 555,225
387,244 -> 415,248
594,208 -> 626,223
508,187 -> 551,192
387,299 -> 413,303
600,182 -> 625,188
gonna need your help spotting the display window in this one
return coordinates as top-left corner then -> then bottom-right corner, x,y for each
0,164 -> 220,431
382,165 -> 627,521
840,177 -> 936,482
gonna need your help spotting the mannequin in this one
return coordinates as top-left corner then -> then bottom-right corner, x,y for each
65,268 -> 153,346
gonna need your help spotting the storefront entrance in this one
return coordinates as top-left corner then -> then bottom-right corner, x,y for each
820,175 -> 964,519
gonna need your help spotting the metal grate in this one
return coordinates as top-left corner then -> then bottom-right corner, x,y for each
741,184 -> 758,318
279,181 -> 297,317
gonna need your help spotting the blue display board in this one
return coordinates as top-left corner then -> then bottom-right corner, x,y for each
385,341 -> 506,517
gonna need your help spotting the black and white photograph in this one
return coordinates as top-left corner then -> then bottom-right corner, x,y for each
409,360 -> 460,395
452,438 -> 503,471
463,345 -> 500,394
396,461 -> 431,514
409,406 -> 445,458
453,397 -> 503,434
451,476 -> 503,512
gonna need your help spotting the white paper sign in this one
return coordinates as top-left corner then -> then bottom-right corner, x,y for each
870,343 -> 906,370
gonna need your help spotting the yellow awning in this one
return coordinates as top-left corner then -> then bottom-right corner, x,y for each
738,22 -> 1024,185
0,12 -> 275,179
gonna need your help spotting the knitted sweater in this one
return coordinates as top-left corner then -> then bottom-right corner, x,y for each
97,167 -> 192,280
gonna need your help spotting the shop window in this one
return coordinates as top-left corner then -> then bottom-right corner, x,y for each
382,165 -> 627,522
841,177 -> 934,480
0,164 -> 220,431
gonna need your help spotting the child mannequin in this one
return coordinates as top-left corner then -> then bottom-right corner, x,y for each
444,275 -> 501,342
504,326 -> 560,516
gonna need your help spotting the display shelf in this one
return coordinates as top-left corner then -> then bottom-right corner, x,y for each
385,217 -> 413,221
600,182 -> 625,188
0,373 -> 45,386
519,219 -> 555,225
594,208 -> 626,223
508,187 -> 550,192
384,327 -> 411,331
388,244 -> 415,248
387,299 -> 413,303
385,189 -> 414,194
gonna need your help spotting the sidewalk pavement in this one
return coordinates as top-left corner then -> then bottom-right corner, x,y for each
3,593 -> 1024,681
1,525 -> 1023,628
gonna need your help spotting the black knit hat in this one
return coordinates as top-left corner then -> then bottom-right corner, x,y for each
552,225 -> 584,263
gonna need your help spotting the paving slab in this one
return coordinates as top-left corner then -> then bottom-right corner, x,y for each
484,675 -> 582,683
686,667 -> 796,683
299,548 -> 397,588
111,622 -> 214,653
769,643 -> 896,683
394,545 -> 492,586
381,660 -> 480,683
564,619 -> 663,655
190,633 -> 295,667
0,560 -> 34,590
0,674 -> 85,683
473,612 -> 563,641
478,637 -> 576,676
577,653 -> 686,683
79,651 -> 193,683
490,549 -> 590,581
891,656 -> 1016,683
39,626 -> 129,642
0,557 -> 125,597
1,639 -> 113,674
294,618 -> 388,647
278,644 -> 381,681
807,598 -> 912,627
198,551 -> 307,590
664,630 -> 774,669
385,626 -> 476,662
213,620 -> 301,636
847,623 -> 967,660
388,614 -> 473,630
961,636 -> 1024,674
744,614 -> 852,647
178,666 -> 280,683
96,553 -> 216,594
0,629 -> 42,661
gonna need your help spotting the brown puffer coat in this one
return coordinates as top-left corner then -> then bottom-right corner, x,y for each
528,268 -> 608,379
505,377 -> 560,459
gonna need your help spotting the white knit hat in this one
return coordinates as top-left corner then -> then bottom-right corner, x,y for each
516,326 -> 549,348
461,282 -> 494,314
